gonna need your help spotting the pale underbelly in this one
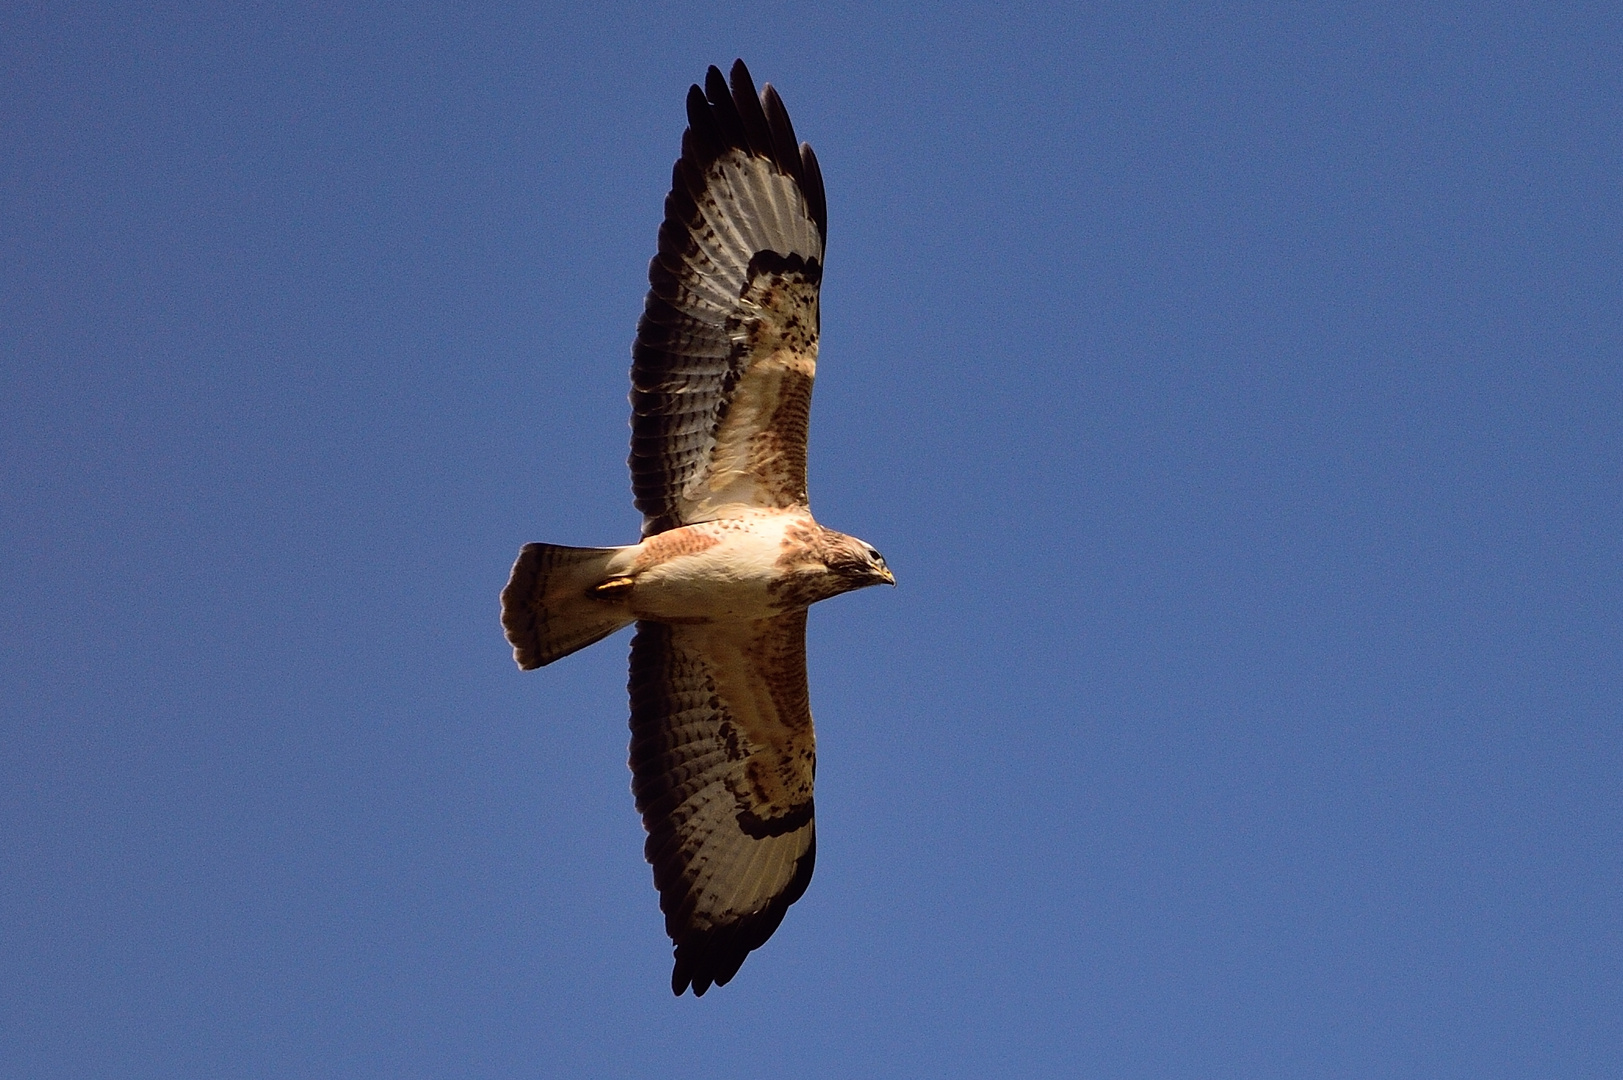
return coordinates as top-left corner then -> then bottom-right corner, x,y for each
620,520 -> 799,622
627,560 -> 785,621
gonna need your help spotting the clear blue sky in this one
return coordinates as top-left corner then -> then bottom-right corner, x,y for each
4,3 -> 1619,1077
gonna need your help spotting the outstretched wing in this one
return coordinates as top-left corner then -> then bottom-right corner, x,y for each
627,612 -> 817,995
631,60 -> 827,537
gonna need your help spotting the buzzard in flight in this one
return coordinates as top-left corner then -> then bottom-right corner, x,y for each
501,61 -> 892,996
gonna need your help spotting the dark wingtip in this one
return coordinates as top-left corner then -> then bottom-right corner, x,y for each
759,82 -> 803,183
799,142 -> 827,240
683,83 -> 722,161
728,58 -> 754,98
664,60 -> 827,241
726,59 -> 773,162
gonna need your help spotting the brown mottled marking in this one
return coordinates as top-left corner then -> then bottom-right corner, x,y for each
768,521 -> 854,609
776,519 -> 827,566
632,526 -> 722,572
707,613 -> 814,824
748,369 -> 812,505
689,270 -> 819,515
717,720 -> 746,762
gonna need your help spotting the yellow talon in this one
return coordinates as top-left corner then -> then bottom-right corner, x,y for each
591,576 -> 635,600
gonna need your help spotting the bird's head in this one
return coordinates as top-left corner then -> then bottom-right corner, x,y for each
824,533 -> 895,590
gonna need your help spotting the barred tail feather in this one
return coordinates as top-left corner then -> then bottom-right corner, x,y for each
501,543 -> 635,669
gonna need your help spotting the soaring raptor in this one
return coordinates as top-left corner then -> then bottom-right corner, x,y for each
501,61 -> 892,996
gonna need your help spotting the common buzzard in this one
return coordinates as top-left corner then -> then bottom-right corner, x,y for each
501,60 -> 892,996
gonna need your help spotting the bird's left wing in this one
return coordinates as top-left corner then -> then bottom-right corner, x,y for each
630,60 -> 827,537
627,611 -> 817,995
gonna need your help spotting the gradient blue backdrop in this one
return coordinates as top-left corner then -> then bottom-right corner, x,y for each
4,3 -> 1619,1077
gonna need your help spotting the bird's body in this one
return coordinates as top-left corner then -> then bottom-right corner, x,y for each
607,510 -> 881,622
502,60 -> 889,996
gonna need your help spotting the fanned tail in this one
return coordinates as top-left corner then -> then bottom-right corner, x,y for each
500,543 -> 635,669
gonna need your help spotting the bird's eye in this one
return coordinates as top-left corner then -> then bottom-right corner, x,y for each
867,548 -> 882,561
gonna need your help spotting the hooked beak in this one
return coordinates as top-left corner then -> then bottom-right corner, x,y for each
878,566 -> 896,586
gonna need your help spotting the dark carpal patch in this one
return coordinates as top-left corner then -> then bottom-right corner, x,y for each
735,797 -> 814,839
745,249 -> 823,287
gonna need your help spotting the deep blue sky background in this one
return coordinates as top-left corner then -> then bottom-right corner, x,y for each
4,3 -> 1620,1077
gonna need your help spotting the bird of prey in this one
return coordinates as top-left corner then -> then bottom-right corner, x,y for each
501,60 -> 893,996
